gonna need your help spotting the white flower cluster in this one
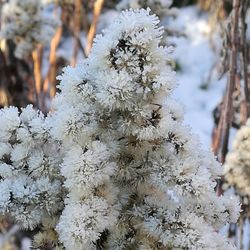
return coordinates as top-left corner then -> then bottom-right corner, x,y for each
224,119 -> 250,196
0,105 -> 63,230
0,0 -> 58,58
0,8 -> 240,249
117,0 -> 173,18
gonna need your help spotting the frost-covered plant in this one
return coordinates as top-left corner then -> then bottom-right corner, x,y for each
0,0 -> 58,58
48,59 -> 121,249
117,0 -> 174,18
0,105 -> 63,230
53,9 -> 239,249
0,105 -> 64,249
224,119 -> 250,196
0,8 -> 240,250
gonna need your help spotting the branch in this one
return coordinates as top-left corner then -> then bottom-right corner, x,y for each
85,0 -> 104,55
71,0 -> 82,66
32,45 -> 43,108
43,25 -> 63,100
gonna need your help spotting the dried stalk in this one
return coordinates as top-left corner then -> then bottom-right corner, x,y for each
213,0 -> 241,200
43,25 -> 63,100
239,213 -> 244,249
220,0 -> 239,162
0,48 -> 11,106
212,0 -> 250,239
213,0 -> 249,159
81,2 -> 89,32
239,0 -> 249,124
32,45 -> 43,108
85,0 -> 104,55
212,0 -> 240,164
71,0 -> 82,66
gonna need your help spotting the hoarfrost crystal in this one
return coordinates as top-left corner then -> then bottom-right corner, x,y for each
53,9 -> 239,249
0,105 -> 63,230
0,8 -> 240,250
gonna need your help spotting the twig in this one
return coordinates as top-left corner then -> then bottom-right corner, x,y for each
32,45 -> 43,108
43,25 -> 63,101
239,213 -> 244,249
0,48 -> 11,106
71,0 -> 82,66
81,2 -> 89,32
85,0 -> 104,55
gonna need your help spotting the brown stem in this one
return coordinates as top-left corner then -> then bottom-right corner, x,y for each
43,25 -> 63,100
240,216 -> 244,249
0,48 -> 12,106
221,0 -> 240,160
71,0 -> 82,66
85,0 -> 104,55
81,2 -> 89,32
32,45 -> 43,108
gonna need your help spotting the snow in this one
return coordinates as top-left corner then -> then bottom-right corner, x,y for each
167,6 -> 226,148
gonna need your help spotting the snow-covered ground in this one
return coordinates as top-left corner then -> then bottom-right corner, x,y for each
167,6 -> 226,148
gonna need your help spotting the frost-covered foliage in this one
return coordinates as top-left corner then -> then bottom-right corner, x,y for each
0,8 -> 240,250
224,119 -> 250,196
52,9 -> 239,249
117,0 -> 174,17
0,0 -> 58,58
0,105 -> 63,231
0,105 -> 64,249
49,57 -> 120,250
